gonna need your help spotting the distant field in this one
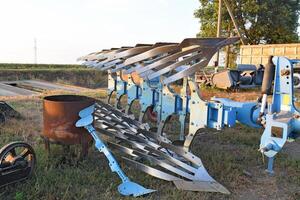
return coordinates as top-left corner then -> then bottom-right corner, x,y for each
0,63 -> 107,89
0,63 -> 83,69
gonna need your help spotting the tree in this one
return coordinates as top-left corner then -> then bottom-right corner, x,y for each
194,0 -> 300,44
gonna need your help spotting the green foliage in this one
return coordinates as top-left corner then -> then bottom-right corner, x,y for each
14,192 -> 24,200
194,0 -> 300,44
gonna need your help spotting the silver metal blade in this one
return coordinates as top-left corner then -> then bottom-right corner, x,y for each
123,157 -> 181,182
173,180 -> 230,194
90,100 -> 230,194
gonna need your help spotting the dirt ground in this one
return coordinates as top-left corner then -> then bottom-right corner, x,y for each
0,89 -> 299,200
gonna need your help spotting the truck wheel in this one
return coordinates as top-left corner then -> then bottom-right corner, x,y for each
293,73 -> 300,89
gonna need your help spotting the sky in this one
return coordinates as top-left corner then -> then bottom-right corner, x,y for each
0,0 -> 200,64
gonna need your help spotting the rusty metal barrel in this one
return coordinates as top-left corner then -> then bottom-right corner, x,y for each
43,95 -> 95,155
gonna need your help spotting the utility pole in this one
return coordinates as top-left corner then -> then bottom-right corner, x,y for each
34,38 -> 37,64
215,0 -> 222,72
225,24 -> 232,69
223,0 -> 245,45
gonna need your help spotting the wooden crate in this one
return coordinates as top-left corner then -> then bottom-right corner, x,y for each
239,44 -> 300,65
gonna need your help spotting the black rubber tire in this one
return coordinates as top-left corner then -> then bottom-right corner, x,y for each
293,73 -> 300,89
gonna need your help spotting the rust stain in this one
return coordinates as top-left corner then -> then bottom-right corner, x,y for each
43,95 -> 94,145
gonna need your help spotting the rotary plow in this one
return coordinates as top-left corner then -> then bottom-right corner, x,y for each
78,37 -> 300,196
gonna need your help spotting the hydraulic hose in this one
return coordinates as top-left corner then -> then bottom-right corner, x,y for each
258,56 -> 275,125
261,56 -> 275,95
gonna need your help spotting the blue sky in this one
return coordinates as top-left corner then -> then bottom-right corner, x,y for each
0,0 -> 200,64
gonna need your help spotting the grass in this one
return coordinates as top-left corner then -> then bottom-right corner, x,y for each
0,91 -> 299,200
0,63 -> 83,70
0,66 -> 107,89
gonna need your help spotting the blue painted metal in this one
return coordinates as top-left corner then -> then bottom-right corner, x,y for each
208,57 -> 300,172
114,71 -> 127,108
81,45 -> 299,175
107,70 -> 116,104
266,156 -> 275,174
212,97 -> 260,128
138,78 -> 160,121
183,80 -> 230,149
178,78 -> 189,140
125,74 -> 141,114
76,108 -> 155,197
182,56 -> 299,172
259,57 -> 300,172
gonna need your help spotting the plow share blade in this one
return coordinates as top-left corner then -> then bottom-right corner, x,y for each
81,101 -> 230,194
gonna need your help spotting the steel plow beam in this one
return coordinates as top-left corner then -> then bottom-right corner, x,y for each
123,54 -> 173,75
147,52 -> 204,80
78,37 -> 240,145
178,37 -> 228,48
77,51 -> 101,62
78,49 -> 117,61
102,43 -> 176,71
90,47 -> 136,68
135,37 -> 228,76
89,43 -> 174,71
110,43 -> 176,73
85,101 -> 230,194
80,47 -> 129,62
137,45 -> 202,77
99,46 -> 155,71
93,48 -> 130,68
122,38 -> 237,77
122,37 -> 232,70
162,37 -> 239,84
99,59 -> 124,71
122,44 -> 180,72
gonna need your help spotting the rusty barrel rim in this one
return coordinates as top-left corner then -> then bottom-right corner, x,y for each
43,95 -> 94,103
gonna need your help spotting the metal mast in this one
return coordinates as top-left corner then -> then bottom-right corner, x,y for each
34,38 -> 37,64
214,0 -> 222,71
